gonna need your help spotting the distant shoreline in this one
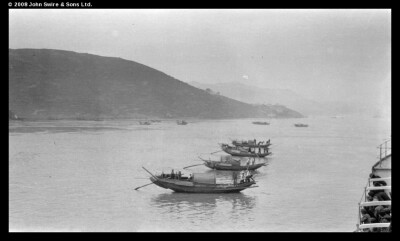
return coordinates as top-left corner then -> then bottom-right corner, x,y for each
9,116 -> 306,122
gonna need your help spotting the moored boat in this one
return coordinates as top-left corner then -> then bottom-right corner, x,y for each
221,143 -> 271,157
139,121 -> 151,125
202,159 -> 267,171
232,139 -> 271,148
198,155 -> 267,171
142,167 -> 257,193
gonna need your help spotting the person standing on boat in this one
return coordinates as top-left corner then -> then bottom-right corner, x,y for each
171,169 -> 175,179
189,173 -> 192,181
232,172 -> 238,185
240,171 -> 245,183
245,170 -> 252,182
251,158 -> 255,166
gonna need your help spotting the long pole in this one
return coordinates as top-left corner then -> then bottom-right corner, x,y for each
385,141 -> 387,157
134,182 -> 154,190
183,163 -> 204,169
142,166 -> 159,180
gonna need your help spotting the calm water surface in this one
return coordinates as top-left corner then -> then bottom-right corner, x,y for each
9,116 -> 391,231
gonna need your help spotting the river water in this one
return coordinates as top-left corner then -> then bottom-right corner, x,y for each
9,115 -> 391,232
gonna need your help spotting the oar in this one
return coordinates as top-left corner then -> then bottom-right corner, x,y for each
134,182 -> 154,190
134,166 -> 159,191
183,163 -> 204,169
210,150 -> 223,155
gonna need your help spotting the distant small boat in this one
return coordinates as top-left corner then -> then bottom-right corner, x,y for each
142,167 -> 257,193
139,121 -> 151,125
177,120 -> 188,125
150,120 -> 162,123
294,123 -> 308,127
252,121 -> 269,125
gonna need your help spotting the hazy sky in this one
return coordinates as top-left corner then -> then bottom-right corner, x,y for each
9,9 -> 391,108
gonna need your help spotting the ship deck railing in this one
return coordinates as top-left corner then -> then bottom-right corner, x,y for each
359,200 -> 391,207
368,177 -> 391,182
358,223 -> 391,230
365,186 -> 391,191
378,139 -> 391,160
357,178 -> 391,228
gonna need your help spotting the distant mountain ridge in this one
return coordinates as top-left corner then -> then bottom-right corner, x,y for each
9,49 -> 304,120
189,81 -> 332,116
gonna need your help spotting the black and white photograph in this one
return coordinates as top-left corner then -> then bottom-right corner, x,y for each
9,8 -> 391,232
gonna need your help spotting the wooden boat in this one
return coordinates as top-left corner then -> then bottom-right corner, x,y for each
139,121 -> 151,125
232,139 -> 271,148
355,139 -> 391,232
220,144 -> 271,157
202,159 -> 267,171
252,121 -> 269,125
177,120 -> 188,125
143,167 -> 257,193
294,123 -> 308,127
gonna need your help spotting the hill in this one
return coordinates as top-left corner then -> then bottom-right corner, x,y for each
9,49 -> 303,120
189,81 -> 329,116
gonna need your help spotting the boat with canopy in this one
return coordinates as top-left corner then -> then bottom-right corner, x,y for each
220,143 -> 271,157
232,139 -> 271,148
141,167 -> 257,193
199,155 -> 267,171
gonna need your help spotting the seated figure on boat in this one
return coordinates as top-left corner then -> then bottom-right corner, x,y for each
245,170 -> 252,182
370,173 -> 387,186
361,194 -> 392,232
368,190 -> 391,201
360,208 -> 377,224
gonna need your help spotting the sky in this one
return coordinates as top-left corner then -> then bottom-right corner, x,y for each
9,9 -> 391,112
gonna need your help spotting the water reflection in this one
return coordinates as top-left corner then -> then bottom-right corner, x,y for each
151,192 -> 256,220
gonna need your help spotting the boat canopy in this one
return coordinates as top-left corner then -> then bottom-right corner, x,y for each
220,155 -> 240,165
193,173 -> 216,184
